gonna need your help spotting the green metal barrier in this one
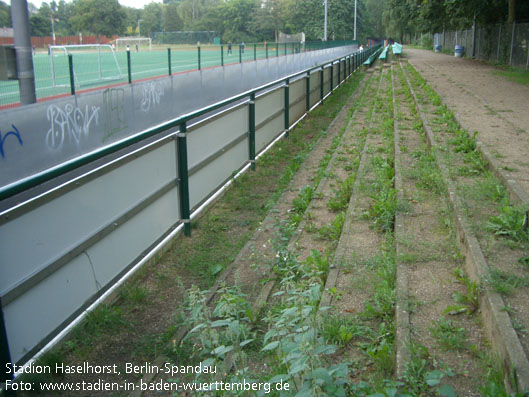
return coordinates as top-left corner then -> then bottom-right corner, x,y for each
1,45 -> 379,202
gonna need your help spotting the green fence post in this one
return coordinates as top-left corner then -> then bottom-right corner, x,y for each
249,93 -> 256,171
284,42 -> 287,56
239,45 -> 242,63
254,43 -> 256,61
337,60 -> 341,85
198,46 -> 201,70
266,43 -> 268,59
276,43 -> 278,57
177,122 -> 191,236
168,48 -> 172,76
284,78 -> 290,138
305,71 -> 310,111
330,63 -> 334,92
127,49 -> 132,83
68,54 -> 75,95
320,68 -> 324,100
221,45 -> 224,66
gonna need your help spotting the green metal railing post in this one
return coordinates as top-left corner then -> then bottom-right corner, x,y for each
254,44 -> 256,60
284,42 -> 287,56
198,46 -> 201,70
305,71 -> 310,111
276,43 -> 278,57
68,54 -> 75,95
320,68 -> 324,100
337,60 -> 341,86
330,63 -> 334,92
177,122 -> 191,236
284,78 -> 290,138
249,93 -> 256,171
221,45 -> 224,66
239,45 -> 242,63
127,49 -> 132,84
168,48 -> 172,76
266,43 -> 268,59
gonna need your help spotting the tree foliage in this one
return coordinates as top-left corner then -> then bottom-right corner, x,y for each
14,0 -> 529,44
69,0 -> 126,36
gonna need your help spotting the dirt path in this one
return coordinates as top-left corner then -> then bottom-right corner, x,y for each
405,48 -> 529,203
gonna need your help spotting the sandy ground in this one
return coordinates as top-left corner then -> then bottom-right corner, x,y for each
405,48 -> 529,200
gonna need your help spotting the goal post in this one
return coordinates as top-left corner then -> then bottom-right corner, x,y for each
115,37 -> 152,51
49,44 -> 123,88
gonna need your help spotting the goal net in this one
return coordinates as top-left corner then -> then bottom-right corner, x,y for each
49,44 -> 123,88
278,32 -> 306,43
115,37 -> 152,51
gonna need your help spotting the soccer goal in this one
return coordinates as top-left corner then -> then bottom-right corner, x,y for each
49,44 -> 123,88
115,37 -> 152,51
278,32 -> 306,43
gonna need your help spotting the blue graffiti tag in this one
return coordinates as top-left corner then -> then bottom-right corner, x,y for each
0,125 -> 23,159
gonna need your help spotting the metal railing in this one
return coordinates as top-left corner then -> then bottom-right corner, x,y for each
0,44 -> 380,369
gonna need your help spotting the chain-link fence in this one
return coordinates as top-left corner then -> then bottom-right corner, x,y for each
428,22 -> 529,68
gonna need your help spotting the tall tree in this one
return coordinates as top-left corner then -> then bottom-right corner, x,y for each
163,2 -> 183,31
285,0 -> 323,41
140,2 -> 163,36
69,0 -> 126,36
0,1 -> 10,27
247,0 -> 286,41
217,0 -> 257,42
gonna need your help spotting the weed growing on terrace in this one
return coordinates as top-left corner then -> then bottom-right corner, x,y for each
488,268 -> 529,295
486,206 -> 529,243
444,268 -> 479,316
327,174 -> 355,212
430,317 -> 468,351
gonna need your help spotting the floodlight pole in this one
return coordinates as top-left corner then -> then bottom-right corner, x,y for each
51,15 -> 56,45
11,0 -> 36,105
354,0 -> 357,41
324,0 -> 328,41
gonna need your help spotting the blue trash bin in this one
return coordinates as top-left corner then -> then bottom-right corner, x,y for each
455,45 -> 464,57
434,45 -> 442,52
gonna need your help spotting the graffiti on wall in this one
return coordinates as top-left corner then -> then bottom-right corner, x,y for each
103,88 -> 127,142
46,104 -> 100,149
0,125 -> 23,159
140,81 -> 164,112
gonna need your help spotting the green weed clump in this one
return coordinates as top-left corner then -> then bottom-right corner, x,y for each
430,317 -> 467,351
486,206 -> 529,243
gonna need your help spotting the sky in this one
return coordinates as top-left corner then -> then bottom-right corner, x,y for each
21,0 -> 163,10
